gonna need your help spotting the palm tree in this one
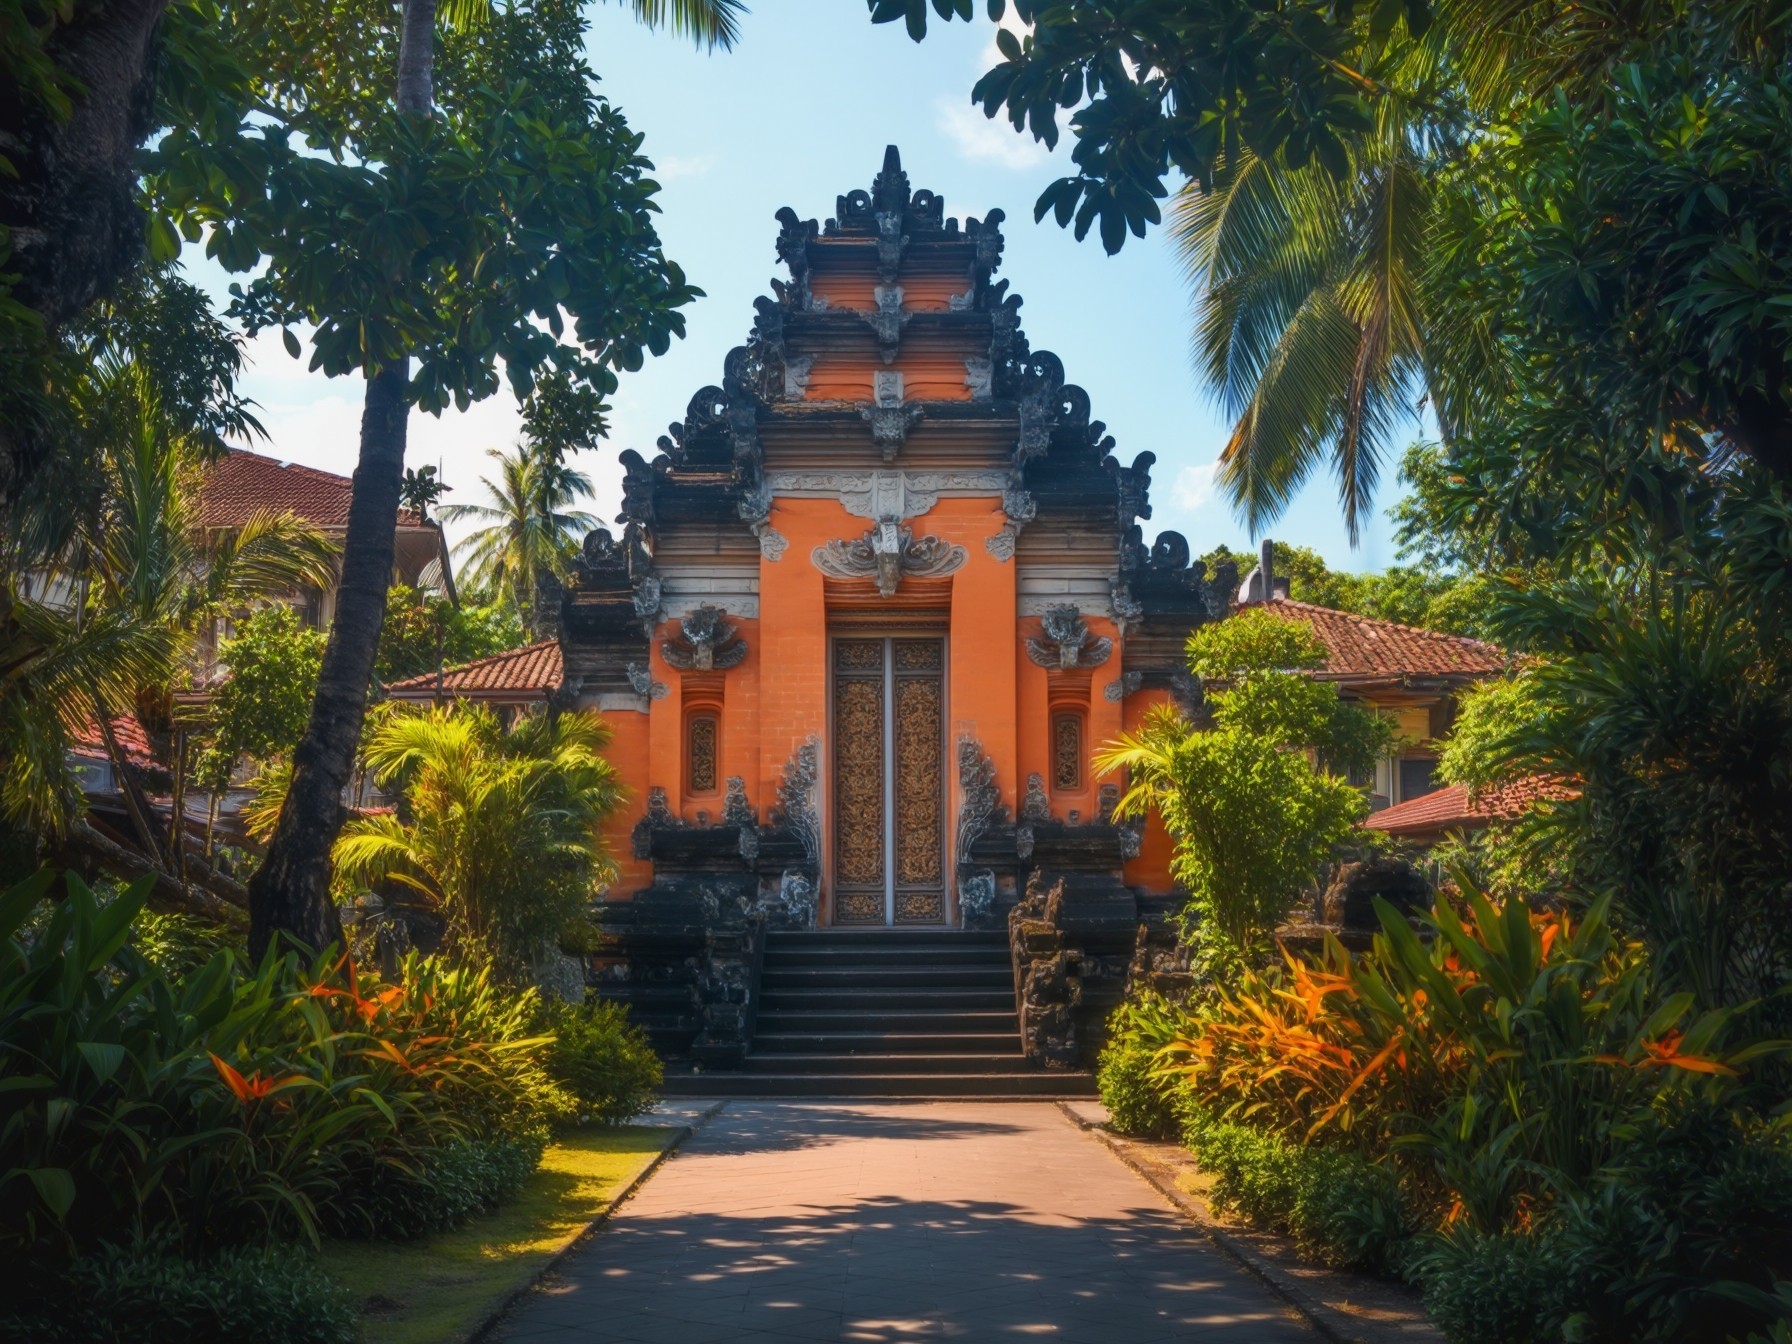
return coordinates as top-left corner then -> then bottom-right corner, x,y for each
333,704 -> 622,982
251,0 -> 743,960
439,444 -> 598,633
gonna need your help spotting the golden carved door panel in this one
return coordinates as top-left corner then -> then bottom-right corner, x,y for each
830,635 -> 947,925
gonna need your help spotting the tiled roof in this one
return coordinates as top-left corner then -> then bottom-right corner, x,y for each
384,641 -> 563,699
1246,598 -> 1506,680
1365,774 -> 1577,837
70,714 -> 159,770
196,449 -> 423,529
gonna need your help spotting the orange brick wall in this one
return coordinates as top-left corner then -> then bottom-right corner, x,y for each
1120,686 -> 1179,894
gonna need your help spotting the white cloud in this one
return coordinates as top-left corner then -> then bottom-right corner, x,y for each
653,152 -> 718,182
1171,459 -> 1220,511
935,97 -> 1051,171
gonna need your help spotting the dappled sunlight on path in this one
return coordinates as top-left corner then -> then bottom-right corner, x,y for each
494,1102 -> 1312,1343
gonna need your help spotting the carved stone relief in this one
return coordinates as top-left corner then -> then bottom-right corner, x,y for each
661,605 -> 748,672
863,286 -> 911,363
954,737 -> 1004,928
765,468 -> 1009,522
736,481 -> 788,562
774,736 -> 821,872
812,523 -> 968,598
861,403 -> 923,460
1017,771 -> 1050,862
983,481 -> 1036,562
963,357 -> 993,400
782,355 -> 814,398
630,785 -> 682,859
1104,670 -> 1143,702
625,662 -> 668,700
1025,604 -> 1114,670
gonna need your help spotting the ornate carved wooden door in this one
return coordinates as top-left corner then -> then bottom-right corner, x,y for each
829,636 -> 947,925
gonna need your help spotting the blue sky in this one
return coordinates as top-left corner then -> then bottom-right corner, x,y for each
187,0 -> 1418,571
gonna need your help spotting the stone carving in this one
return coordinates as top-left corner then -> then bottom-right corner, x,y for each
783,354 -> 814,398
863,286 -> 911,363
772,206 -> 818,310
948,287 -> 977,313
875,212 -> 907,283
632,573 -> 663,625
958,869 -> 995,927
963,356 -> 993,400
1108,577 -> 1144,631
737,480 -> 788,561
1026,604 -> 1114,670
1118,813 -> 1146,861
811,522 -> 967,598
1017,771 -> 1050,862
661,604 -> 748,672
954,737 -> 1001,868
630,785 -> 682,859
775,736 -> 821,872
723,775 -> 755,828
766,468 -> 1009,521
1104,671 -> 1143,702
1108,451 -> 1156,528
625,662 -> 668,700
774,869 -> 817,928
1013,351 -> 1066,465
861,403 -> 924,460
983,481 -> 1036,562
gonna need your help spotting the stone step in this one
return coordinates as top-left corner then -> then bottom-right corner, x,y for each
759,965 -> 1013,990
752,1031 -> 1022,1054
741,1052 -> 1036,1076
759,987 -> 1015,1012
754,1009 -> 1019,1034
763,944 -> 1010,969
765,929 -> 1009,949
661,1071 -> 1096,1099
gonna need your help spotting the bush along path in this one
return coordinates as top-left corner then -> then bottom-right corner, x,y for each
1061,1101 -> 1443,1344
0,868 -> 680,1344
1093,888 -> 1792,1344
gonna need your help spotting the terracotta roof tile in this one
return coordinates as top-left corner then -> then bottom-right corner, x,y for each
196,449 -> 423,529
384,641 -> 563,699
1246,598 -> 1506,680
1365,774 -> 1577,837
70,714 -> 159,770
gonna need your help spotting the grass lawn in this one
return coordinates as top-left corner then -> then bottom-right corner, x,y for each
319,1124 -> 678,1344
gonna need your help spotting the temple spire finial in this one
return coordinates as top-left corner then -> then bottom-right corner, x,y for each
872,144 -> 911,217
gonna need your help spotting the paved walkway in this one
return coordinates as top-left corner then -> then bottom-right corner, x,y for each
494,1102 -> 1313,1343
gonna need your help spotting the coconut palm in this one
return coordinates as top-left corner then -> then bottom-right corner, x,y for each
440,444 -> 598,632
333,704 -> 622,982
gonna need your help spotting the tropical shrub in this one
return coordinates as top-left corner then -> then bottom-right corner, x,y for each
1,868 -> 568,1271
1190,1112 -> 1410,1274
0,1244 -> 359,1344
540,997 -> 663,1124
349,1133 -> 547,1239
1410,1228 -> 1571,1344
333,705 -> 622,983
1098,609 -> 1391,976
1096,991 -> 1188,1139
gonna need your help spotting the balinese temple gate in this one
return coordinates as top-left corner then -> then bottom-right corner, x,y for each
560,150 -> 1235,1077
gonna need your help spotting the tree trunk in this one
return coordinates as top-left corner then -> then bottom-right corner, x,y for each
244,0 -> 436,960
246,362 -> 409,957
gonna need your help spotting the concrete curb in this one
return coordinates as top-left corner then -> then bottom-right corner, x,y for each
1055,1101 -> 1441,1344
469,1100 -> 728,1344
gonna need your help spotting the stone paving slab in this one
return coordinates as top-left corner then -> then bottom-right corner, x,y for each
492,1102 -> 1314,1343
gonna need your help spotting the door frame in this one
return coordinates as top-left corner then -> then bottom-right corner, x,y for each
823,625 -> 951,927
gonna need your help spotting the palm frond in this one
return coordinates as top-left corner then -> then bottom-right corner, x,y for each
613,0 -> 744,51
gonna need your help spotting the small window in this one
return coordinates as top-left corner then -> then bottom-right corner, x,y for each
687,713 -> 719,795
1398,756 -> 1439,803
1052,712 -> 1083,792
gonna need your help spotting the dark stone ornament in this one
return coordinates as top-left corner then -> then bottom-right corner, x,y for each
811,522 -> 967,598
861,285 -> 912,362
772,206 -> 819,309
631,786 -> 682,859
723,775 -> 755,828
661,605 -> 748,672
1016,772 -> 1050,862
955,737 -> 1004,931
1026,604 -> 1114,670
1108,450 -> 1155,528
1103,671 -> 1143,703
861,404 -> 924,460
775,736 -> 821,873
1013,351 -> 1066,465
625,661 -> 668,700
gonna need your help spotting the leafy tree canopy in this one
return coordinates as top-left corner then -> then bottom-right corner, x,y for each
194,604 -> 326,791
374,584 -> 525,685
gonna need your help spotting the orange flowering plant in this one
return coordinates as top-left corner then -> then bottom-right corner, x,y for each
1157,874 -> 1785,1228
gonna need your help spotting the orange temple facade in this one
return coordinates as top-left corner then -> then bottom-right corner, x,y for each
558,148 -> 1236,932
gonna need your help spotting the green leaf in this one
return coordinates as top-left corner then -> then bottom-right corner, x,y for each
26,1168 -> 76,1220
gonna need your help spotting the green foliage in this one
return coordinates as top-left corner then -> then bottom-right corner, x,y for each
538,997 -> 663,1124
0,1244 -> 359,1344
1411,1228 -> 1571,1344
1096,992 -> 1187,1139
148,0 -> 699,415
193,605 -> 326,791
334,705 -> 622,982
351,1133 -> 547,1240
374,584 -> 526,685
0,868 -> 568,1273
1189,1109 -> 1411,1275
1099,609 -> 1389,972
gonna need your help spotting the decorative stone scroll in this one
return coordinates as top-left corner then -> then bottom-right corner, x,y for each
736,481 -> 788,561
661,605 -> 748,672
1103,670 -> 1143,702
625,662 -> 668,700
774,736 -> 821,873
984,481 -> 1036,562
766,468 -> 1009,522
811,522 -> 967,598
862,287 -> 911,363
955,737 -> 1004,929
1025,604 -> 1114,670
1016,771 -> 1050,862
861,403 -> 924,460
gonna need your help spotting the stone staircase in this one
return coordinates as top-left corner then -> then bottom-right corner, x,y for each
661,928 -> 1096,1098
